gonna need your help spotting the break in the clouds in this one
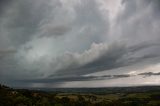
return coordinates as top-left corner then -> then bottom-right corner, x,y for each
0,0 -> 160,88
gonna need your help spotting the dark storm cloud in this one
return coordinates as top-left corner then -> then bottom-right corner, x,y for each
139,72 -> 160,77
0,0 -> 108,82
0,0 -> 50,47
0,0 -> 71,49
0,49 -> 16,56
50,42 -> 160,76
0,0 -> 12,14
1,0 -> 160,87
128,43 -> 160,52
15,74 -> 131,84
41,25 -> 71,37
114,0 -> 160,44
9,71 -> 160,86
49,43 -> 127,76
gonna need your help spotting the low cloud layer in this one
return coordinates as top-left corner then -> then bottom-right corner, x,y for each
0,0 -> 160,88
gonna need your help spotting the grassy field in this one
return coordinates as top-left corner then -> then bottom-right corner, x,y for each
0,84 -> 160,106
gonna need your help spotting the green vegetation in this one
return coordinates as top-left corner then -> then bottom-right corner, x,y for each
0,84 -> 160,106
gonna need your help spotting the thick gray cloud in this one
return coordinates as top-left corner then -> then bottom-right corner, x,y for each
16,74 -> 131,84
14,71 -> 160,86
0,0 -> 160,87
139,72 -> 160,77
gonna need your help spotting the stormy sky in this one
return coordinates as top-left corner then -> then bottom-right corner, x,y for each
0,0 -> 160,88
